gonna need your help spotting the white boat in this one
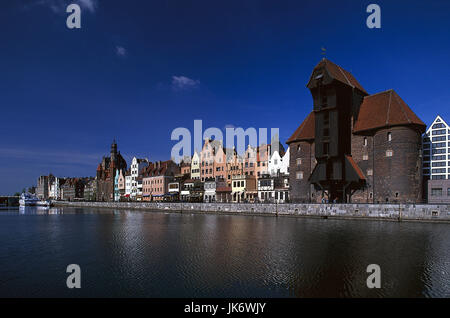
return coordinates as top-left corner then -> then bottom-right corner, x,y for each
36,200 -> 52,207
19,193 -> 39,206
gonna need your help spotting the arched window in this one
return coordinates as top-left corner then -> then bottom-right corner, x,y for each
363,137 -> 367,146
297,145 -> 301,152
387,132 -> 392,142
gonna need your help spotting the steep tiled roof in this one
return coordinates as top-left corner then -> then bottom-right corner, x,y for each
345,155 -> 365,180
286,111 -> 315,144
144,160 -> 177,177
310,58 -> 367,94
353,89 -> 426,134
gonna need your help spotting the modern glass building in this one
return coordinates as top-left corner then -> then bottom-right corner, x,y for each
422,115 -> 450,180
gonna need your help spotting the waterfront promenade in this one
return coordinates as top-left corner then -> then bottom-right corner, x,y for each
53,201 -> 450,223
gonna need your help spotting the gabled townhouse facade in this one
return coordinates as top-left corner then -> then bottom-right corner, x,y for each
200,139 -> 220,181
268,147 -> 290,176
117,169 -> 125,200
226,148 -> 244,186
180,156 -> 191,177
142,160 -> 180,201
48,176 -> 61,200
124,170 -> 132,199
130,157 -> 149,201
84,177 -> 97,201
190,151 -> 200,180
61,178 -> 85,201
114,170 -> 120,202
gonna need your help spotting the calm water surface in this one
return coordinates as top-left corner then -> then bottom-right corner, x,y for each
0,207 -> 449,297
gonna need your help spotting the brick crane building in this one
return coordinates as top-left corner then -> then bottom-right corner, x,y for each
287,59 -> 426,203
96,140 -> 127,201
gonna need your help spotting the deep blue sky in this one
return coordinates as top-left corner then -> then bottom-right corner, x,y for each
1,0 -> 449,194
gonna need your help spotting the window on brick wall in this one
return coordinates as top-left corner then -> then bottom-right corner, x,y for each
296,172 -> 303,180
386,150 -> 393,157
431,188 -> 443,196
367,169 -> 373,176
363,154 -> 369,161
296,158 -> 302,166
387,132 -> 392,141
363,137 -> 367,146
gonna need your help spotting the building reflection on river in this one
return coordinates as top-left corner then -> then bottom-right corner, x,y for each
0,207 -> 449,297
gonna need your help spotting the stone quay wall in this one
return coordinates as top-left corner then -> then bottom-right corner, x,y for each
53,201 -> 450,223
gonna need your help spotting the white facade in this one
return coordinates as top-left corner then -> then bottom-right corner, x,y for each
130,157 -> 149,200
48,177 -> 61,200
125,175 -> 132,198
268,147 -> 290,176
190,151 -> 200,180
114,170 -> 120,202
422,115 -> 450,180
203,180 -> 216,202
258,177 -> 274,202
203,179 -> 226,202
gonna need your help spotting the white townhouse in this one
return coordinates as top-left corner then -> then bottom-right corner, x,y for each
125,173 -> 132,199
190,151 -> 200,180
130,157 -> 149,200
203,178 -> 227,203
268,147 -> 290,176
48,177 -> 61,200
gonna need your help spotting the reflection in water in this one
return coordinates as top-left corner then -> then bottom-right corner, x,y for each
0,207 -> 449,297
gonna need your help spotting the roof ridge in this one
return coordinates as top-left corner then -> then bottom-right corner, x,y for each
393,91 -> 411,124
336,64 -> 353,87
385,90 -> 392,125
365,89 -> 394,98
436,115 -> 449,127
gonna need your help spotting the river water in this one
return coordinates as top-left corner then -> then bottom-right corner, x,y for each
0,206 -> 449,297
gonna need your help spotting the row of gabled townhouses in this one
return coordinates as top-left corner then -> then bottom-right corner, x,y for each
35,174 -> 96,201
94,138 -> 290,203
187,138 -> 289,183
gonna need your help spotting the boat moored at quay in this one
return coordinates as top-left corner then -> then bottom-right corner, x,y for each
19,193 -> 52,207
